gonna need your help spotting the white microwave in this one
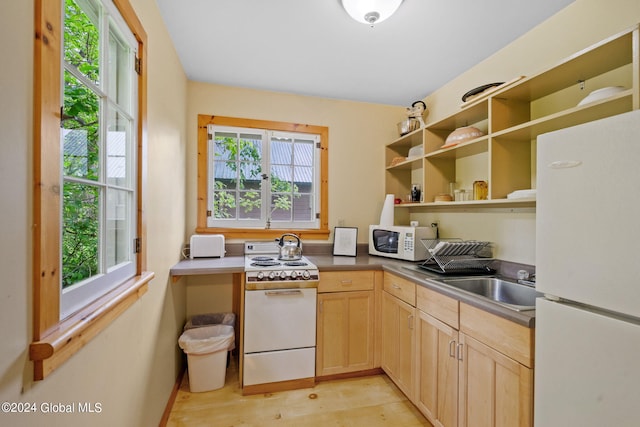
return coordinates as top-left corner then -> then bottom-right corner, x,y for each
368,225 -> 437,261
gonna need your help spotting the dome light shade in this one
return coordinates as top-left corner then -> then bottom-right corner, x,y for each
341,0 -> 403,26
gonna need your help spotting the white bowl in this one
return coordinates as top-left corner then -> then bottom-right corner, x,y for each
577,86 -> 626,106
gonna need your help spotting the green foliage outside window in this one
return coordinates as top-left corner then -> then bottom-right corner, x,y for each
61,0 -> 100,287
213,136 -> 299,220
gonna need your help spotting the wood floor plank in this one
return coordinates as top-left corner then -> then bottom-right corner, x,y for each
167,357 -> 432,426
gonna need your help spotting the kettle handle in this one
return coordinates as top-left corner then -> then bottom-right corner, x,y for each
279,233 -> 301,247
411,100 -> 426,110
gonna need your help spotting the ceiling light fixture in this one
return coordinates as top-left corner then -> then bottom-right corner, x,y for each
341,0 -> 403,26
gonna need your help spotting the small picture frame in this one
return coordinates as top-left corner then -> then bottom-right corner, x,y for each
333,227 -> 358,257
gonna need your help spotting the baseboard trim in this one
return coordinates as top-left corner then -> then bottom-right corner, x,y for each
316,367 -> 384,383
158,367 -> 185,427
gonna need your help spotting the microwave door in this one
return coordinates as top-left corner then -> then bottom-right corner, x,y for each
374,230 -> 398,254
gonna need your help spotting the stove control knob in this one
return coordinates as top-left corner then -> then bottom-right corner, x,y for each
268,271 -> 277,280
290,271 -> 299,279
279,271 -> 287,280
302,271 -> 311,280
256,271 -> 265,280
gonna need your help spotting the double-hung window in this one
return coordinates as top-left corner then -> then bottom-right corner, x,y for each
208,125 -> 320,229
61,0 -> 138,318
197,115 -> 329,239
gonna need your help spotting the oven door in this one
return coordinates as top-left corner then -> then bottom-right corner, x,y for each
243,288 -> 317,353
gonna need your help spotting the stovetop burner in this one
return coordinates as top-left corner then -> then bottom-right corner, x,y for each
283,261 -> 308,267
251,256 -> 276,262
250,261 -> 281,267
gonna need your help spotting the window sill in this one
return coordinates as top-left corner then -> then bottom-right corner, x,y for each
195,227 -> 331,240
29,271 -> 155,381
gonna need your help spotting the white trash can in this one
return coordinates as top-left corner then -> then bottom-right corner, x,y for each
178,324 -> 234,392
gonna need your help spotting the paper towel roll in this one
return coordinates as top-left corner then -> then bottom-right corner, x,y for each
379,194 -> 395,226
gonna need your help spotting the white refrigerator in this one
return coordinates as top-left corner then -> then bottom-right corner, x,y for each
535,109 -> 640,427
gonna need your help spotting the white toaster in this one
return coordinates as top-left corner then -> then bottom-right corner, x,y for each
190,234 -> 225,259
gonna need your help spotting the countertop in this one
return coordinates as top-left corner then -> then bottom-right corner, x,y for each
170,254 -> 536,328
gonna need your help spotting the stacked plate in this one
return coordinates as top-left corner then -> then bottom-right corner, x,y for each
507,189 -> 537,200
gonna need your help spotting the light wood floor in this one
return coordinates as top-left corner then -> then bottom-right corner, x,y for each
166,356 -> 433,427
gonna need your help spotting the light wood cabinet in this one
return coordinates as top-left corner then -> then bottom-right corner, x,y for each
386,24 -> 639,210
316,271 -> 376,377
413,284 -> 534,427
416,309 -> 459,427
457,333 -> 533,427
381,288 -> 416,399
457,302 -> 534,427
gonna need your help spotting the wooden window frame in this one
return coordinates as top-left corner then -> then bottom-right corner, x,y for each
196,114 -> 330,240
30,0 -> 153,381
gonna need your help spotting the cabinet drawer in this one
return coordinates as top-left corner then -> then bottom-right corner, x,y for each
416,286 -> 459,329
459,303 -> 534,368
318,271 -> 374,293
383,273 -> 416,306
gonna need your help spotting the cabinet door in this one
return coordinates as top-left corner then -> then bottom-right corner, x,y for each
316,290 -> 374,376
381,291 -> 399,376
381,291 -> 415,399
416,310 -> 458,427
458,333 -> 533,427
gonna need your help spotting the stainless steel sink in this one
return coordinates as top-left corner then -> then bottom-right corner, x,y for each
440,277 -> 543,311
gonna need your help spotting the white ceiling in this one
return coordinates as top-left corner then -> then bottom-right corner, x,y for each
155,0 -> 575,106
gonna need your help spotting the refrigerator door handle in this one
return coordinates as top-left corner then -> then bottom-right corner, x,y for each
548,160 -> 582,169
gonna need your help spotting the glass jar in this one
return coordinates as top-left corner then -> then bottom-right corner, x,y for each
473,180 -> 488,200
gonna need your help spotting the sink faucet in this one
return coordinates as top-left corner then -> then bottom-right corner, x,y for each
517,270 -> 536,287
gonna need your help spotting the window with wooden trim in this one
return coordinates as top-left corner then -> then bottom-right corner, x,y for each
61,0 -> 140,318
197,115 -> 330,240
31,0 -> 153,380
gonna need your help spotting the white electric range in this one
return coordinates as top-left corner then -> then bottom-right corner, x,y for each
242,241 -> 318,392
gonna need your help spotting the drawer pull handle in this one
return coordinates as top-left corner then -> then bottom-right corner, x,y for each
392,284 -> 401,289
449,340 -> 456,358
340,280 -> 353,285
265,290 -> 303,296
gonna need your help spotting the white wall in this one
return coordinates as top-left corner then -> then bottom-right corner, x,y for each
0,0 -> 188,425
